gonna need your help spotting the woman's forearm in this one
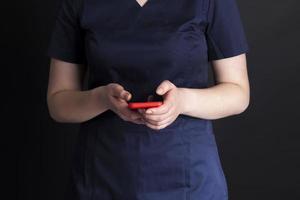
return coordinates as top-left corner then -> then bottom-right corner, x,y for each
47,86 -> 109,123
179,82 -> 250,120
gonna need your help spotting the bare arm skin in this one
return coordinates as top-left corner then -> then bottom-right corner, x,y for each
138,53 -> 250,129
47,58 -> 107,123
179,53 -> 250,119
48,53 -> 249,127
47,58 -> 144,123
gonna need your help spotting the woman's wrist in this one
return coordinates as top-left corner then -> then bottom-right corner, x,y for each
177,87 -> 192,116
90,85 -> 110,114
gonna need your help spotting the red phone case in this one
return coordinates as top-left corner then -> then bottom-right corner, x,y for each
128,101 -> 163,109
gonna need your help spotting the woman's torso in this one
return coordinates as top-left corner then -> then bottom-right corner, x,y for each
69,0 -> 228,199
82,0 -> 210,101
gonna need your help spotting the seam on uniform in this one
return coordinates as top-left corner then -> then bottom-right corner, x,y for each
86,133 -> 92,200
203,0 -> 210,23
186,141 -> 191,200
178,117 -> 191,200
207,33 -> 225,60
78,0 -> 85,24
205,0 -> 226,61
198,0 -> 208,21
205,0 -> 212,24
77,0 -> 88,65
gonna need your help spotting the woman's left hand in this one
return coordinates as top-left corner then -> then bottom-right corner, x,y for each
138,80 -> 185,131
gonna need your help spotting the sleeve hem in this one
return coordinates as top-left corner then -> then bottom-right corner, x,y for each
208,45 -> 249,61
207,35 -> 250,61
46,48 -> 87,65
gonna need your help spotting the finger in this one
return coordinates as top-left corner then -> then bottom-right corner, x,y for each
137,108 -> 145,114
121,90 -> 132,101
111,84 -> 124,96
114,100 -> 141,120
143,110 -> 171,122
122,108 -> 144,121
131,117 -> 145,125
119,112 -> 141,122
145,97 -> 173,115
155,80 -> 176,96
118,113 -> 128,121
118,90 -> 132,101
144,114 -> 173,127
144,118 -> 174,131
111,84 -> 131,100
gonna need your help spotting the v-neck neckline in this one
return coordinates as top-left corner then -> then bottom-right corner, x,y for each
135,0 -> 151,8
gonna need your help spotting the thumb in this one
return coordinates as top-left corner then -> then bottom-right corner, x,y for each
119,90 -> 132,101
156,80 -> 175,95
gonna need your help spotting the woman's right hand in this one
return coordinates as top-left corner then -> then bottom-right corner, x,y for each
102,83 -> 145,124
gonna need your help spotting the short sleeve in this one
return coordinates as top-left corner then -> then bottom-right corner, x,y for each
46,0 -> 87,64
205,0 -> 249,61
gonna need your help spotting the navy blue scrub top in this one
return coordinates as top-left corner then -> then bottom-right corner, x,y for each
47,0 -> 249,199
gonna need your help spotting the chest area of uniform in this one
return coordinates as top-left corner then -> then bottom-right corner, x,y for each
80,0 -> 207,32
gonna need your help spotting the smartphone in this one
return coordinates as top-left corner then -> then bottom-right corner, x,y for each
128,101 -> 163,109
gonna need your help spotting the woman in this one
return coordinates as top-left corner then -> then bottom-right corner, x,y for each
46,0 -> 250,199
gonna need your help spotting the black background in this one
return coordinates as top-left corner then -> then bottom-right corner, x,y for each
2,0 -> 300,199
